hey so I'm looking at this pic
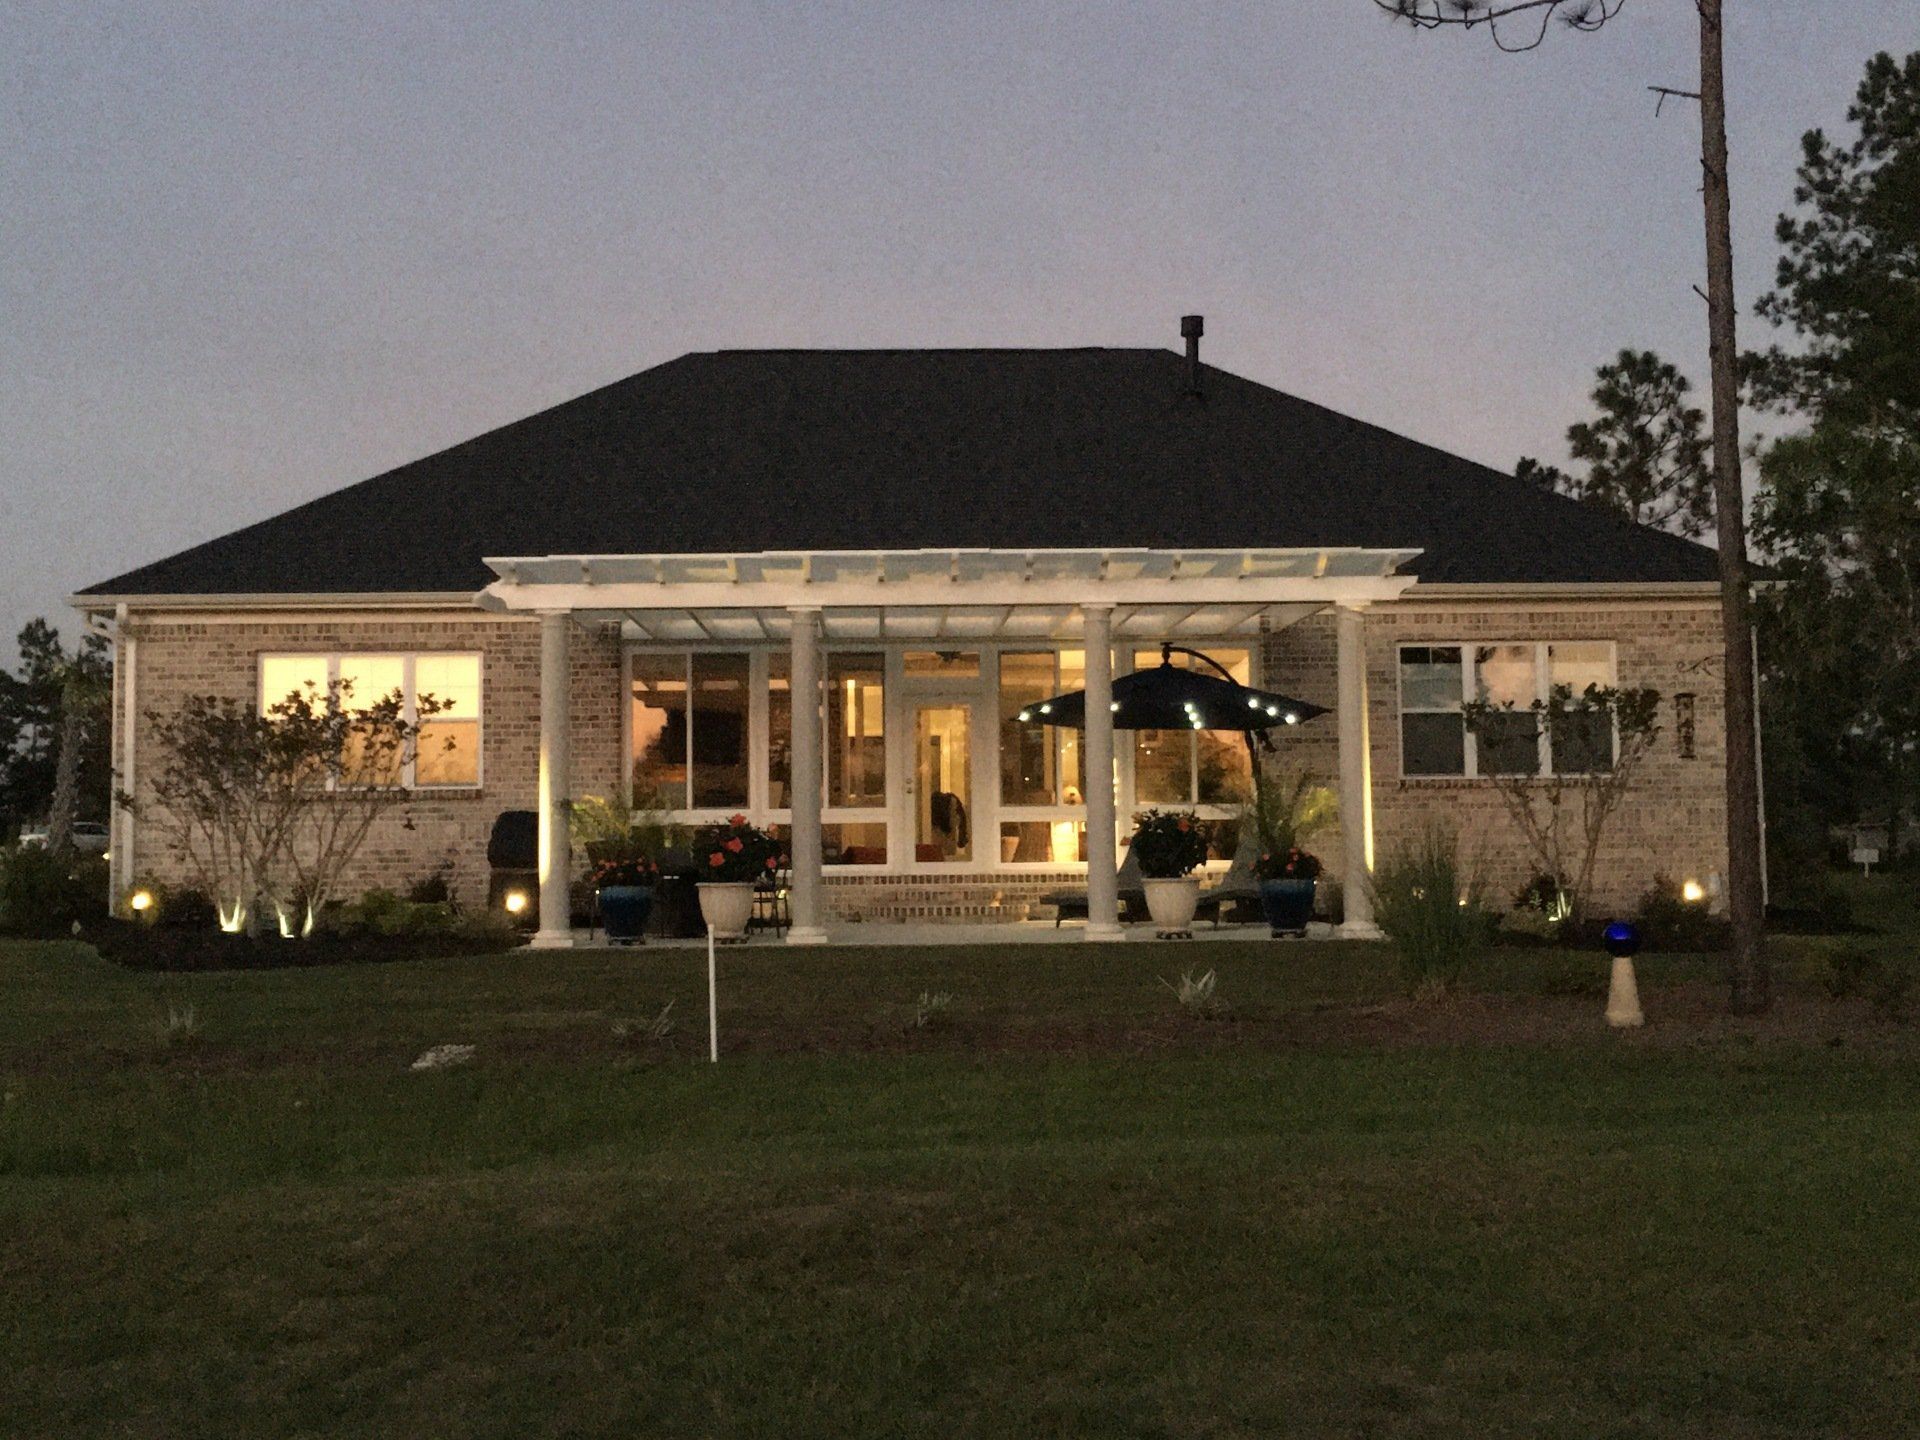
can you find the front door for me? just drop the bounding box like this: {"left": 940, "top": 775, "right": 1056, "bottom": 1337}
{"left": 909, "top": 701, "right": 974, "bottom": 864}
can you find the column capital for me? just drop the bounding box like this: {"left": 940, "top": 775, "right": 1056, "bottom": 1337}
{"left": 785, "top": 603, "right": 823, "bottom": 616}
{"left": 1080, "top": 600, "right": 1116, "bottom": 614}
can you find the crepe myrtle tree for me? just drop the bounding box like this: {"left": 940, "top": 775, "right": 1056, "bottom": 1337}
{"left": 1462, "top": 683, "right": 1662, "bottom": 924}
{"left": 123, "top": 679, "right": 448, "bottom": 935}
{"left": 1374, "top": 0, "right": 1769, "bottom": 1012}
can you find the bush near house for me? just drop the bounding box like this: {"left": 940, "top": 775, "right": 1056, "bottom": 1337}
{"left": 0, "top": 845, "right": 107, "bottom": 936}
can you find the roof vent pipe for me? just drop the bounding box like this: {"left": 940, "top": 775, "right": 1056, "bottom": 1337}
{"left": 1180, "top": 314, "right": 1204, "bottom": 397}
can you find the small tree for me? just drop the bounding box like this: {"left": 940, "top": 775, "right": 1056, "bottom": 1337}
{"left": 126, "top": 679, "right": 439, "bottom": 934}
{"left": 1461, "top": 683, "right": 1661, "bottom": 921}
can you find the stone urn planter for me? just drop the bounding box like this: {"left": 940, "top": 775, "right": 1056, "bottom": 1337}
{"left": 698, "top": 881, "right": 756, "bottom": 943}
{"left": 598, "top": 884, "right": 653, "bottom": 946}
{"left": 1259, "top": 878, "right": 1316, "bottom": 938}
{"left": 1143, "top": 877, "right": 1201, "bottom": 939}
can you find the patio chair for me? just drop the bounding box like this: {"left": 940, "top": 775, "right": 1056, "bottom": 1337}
{"left": 1194, "top": 824, "right": 1264, "bottom": 928}
{"left": 749, "top": 864, "right": 791, "bottom": 937}
{"left": 1043, "top": 844, "right": 1147, "bottom": 927}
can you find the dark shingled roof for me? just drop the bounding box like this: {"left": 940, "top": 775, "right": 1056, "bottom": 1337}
{"left": 81, "top": 348, "right": 1720, "bottom": 597}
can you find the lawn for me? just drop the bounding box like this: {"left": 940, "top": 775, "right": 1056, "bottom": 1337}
{"left": 4, "top": 874, "right": 1919, "bottom": 1438}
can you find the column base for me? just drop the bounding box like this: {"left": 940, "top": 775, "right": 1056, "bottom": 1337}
{"left": 785, "top": 926, "right": 830, "bottom": 946}
{"left": 1084, "top": 922, "right": 1126, "bottom": 942}
{"left": 529, "top": 929, "right": 575, "bottom": 950}
{"left": 1335, "top": 920, "right": 1384, "bottom": 941}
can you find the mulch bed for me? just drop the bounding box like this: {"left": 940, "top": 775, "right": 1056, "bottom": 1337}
{"left": 81, "top": 918, "right": 522, "bottom": 973}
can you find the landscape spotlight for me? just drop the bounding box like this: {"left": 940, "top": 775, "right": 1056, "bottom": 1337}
{"left": 504, "top": 890, "right": 529, "bottom": 916}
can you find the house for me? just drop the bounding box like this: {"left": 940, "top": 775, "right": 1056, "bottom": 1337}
{"left": 73, "top": 322, "right": 1733, "bottom": 944}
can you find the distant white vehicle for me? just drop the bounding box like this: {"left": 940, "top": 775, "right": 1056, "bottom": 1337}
{"left": 17, "top": 821, "right": 110, "bottom": 854}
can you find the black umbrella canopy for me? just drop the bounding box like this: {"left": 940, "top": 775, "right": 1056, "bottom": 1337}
{"left": 1016, "top": 659, "right": 1329, "bottom": 733}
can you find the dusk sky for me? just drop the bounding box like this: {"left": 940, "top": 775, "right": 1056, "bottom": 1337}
{"left": 5, "top": 2, "right": 1911, "bottom": 651}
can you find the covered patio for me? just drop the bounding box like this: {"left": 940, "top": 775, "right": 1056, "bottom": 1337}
{"left": 479, "top": 545, "right": 1419, "bottom": 946}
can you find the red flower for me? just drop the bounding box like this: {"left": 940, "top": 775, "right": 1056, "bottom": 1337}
{"left": 725, "top": 837, "right": 744, "bottom": 854}
{"left": 765, "top": 856, "right": 777, "bottom": 869}
{"left": 727, "top": 814, "right": 747, "bottom": 827}
{"left": 1176, "top": 819, "right": 1190, "bottom": 832}
{"left": 709, "top": 851, "right": 725, "bottom": 868}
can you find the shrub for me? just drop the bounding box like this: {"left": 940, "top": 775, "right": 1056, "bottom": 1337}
{"left": 1635, "top": 876, "right": 1731, "bottom": 953}
{"left": 1370, "top": 831, "right": 1491, "bottom": 998}
{"left": 406, "top": 871, "right": 453, "bottom": 906}
{"left": 0, "top": 845, "right": 107, "bottom": 935}
{"left": 1129, "top": 810, "right": 1209, "bottom": 879}
{"left": 1162, "top": 967, "right": 1229, "bottom": 1020}
{"left": 913, "top": 991, "right": 956, "bottom": 1031}
{"left": 326, "top": 888, "right": 460, "bottom": 937}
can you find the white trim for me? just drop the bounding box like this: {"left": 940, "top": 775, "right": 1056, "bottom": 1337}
{"left": 71, "top": 592, "right": 482, "bottom": 613}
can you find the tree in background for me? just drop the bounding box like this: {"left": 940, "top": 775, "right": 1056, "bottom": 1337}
{"left": 1375, "top": 0, "right": 1769, "bottom": 1011}
{"left": 1520, "top": 349, "right": 1714, "bottom": 537}
{"left": 1749, "top": 52, "right": 1920, "bottom": 864}
{"left": 0, "top": 620, "right": 111, "bottom": 842}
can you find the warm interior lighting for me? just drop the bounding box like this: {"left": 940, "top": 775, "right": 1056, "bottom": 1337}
{"left": 1681, "top": 879, "right": 1706, "bottom": 904}
{"left": 128, "top": 889, "right": 154, "bottom": 913}
{"left": 504, "top": 889, "right": 530, "bottom": 916}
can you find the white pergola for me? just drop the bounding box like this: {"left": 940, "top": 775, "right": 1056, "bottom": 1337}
{"left": 478, "top": 546, "right": 1421, "bottom": 945}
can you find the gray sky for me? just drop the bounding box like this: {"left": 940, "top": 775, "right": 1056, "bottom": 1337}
{"left": 4, "top": 2, "right": 1910, "bottom": 653}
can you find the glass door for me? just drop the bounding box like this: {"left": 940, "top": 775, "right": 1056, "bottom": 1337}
{"left": 911, "top": 702, "right": 973, "bottom": 864}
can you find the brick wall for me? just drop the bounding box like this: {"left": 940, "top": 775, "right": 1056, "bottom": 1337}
{"left": 1262, "top": 597, "right": 1730, "bottom": 914}
{"left": 118, "top": 597, "right": 1731, "bottom": 922}
{"left": 120, "top": 611, "right": 625, "bottom": 905}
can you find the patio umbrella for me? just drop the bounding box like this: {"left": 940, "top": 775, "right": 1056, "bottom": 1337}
{"left": 1014, "top": 644, "right": 1328, "bottom": 735}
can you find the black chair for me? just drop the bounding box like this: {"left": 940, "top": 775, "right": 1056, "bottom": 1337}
{"left": 1043, "top": 845, "right": 1148, "bottom": 927}
{"left": 751, "top": 864, "right": 792, "bottom": 937}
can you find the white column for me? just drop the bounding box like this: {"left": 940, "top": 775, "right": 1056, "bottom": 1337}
{"left": 531, "top": 611, "right": 574, "bottom": 949}
{"left": 1082, "top": 603, "right": 1123, "bottom": 940}
{"left": 1335, "top": 603, "right": 1381, "bottom": 938}
{"left": 786, "top": 606, "right": 829, "bottom": 944}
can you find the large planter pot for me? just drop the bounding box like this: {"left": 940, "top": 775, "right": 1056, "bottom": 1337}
{"left": 1143, "top": 876, "right": 1201, "bottom": 938}
{"left": 1260, "top": 878, "right": 1316, "bottom": 938}
{"left": 598, "top": 885, "right": 653, "bottom": 946}
{"left": 697, "top": 881, "right": 756, "bottom": 943}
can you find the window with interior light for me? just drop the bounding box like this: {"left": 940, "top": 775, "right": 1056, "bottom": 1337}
{"left": 997, "top": 649, "right": 1087, "bottom": 864}
{"left": 1397, "top": 641, "right": 1618, "bottom": 779}
{"left": 257, "top": 652, "right": 482, "bottom": 788}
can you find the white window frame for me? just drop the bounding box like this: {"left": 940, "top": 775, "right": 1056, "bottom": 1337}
{"left": 1395, "top": 641, "right": 1619, "bottom": 780}
{"left": 256, "top": 652, "right": 484, "bottom": 791}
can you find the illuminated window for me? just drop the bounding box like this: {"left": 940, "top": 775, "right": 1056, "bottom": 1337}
{"left": 827, "top": 653, "right": 886, "bottom": 808}
{"left": 257, "top": 652, "right": 482, "bottom": 788}
{"left": 1131, "top": 647, "right": 1253, "bottom": 807}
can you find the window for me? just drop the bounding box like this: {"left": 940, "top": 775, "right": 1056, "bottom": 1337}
{"left": 827, "top": 653, "right": 886, "bottom": 807}
{"left": 257, "top": 652, "right": 482, "bottom": 788}
{"left": 1131, "top": 647, "right": 1254, "bottom": 807}
{"left": 999, "top": 650, "right": 1083, "bottom": 806}
{"left": 1397, "top": 642, "right": 1617, "bottom": 779}
{"left": 629, "top": 652, "right": 754, "bottom": 810}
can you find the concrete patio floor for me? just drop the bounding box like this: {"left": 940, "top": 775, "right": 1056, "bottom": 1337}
{"left": 570, "top": 919, "right": 1344, "bottom": 948}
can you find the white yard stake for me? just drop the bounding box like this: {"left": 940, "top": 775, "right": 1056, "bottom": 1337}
{"left": 707, "top": 924, "right": 719, "bottom": 1062}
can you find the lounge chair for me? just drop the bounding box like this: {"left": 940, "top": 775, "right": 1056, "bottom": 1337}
{"left": 1043, "top": 845, "right": 1147, "bottom": 927}
{"left": 1194, "top": 825, "right": 1265, "bottom": 928}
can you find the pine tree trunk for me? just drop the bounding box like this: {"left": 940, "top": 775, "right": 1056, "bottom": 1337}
{"left": 1697, "top": 0, "right": 1769, "bottom": 1013}
{"left": 46, "top": 671, "right": 85, "bottom": 861}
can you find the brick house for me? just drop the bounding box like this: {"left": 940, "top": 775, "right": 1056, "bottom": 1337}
{"left": 73, "top": 328, "right": 1735, "bottom": 943}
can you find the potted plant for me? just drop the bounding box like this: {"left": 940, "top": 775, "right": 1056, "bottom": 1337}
{"left": 591, "top": 855, "right": 658, "bottom": 945}
{"left": 693, "top": 814, "right": 782, "bottom": 943}
{"left": 1256, "top": 846, "right": 1322, "bottom": 937}
{"left": 1130, "top": 809, "right": 1210, "bottom": 938}
{"left": 1247, "top": 772, "right": 1336, "bottom": 938}
{"left": 572, "top": 792, "right": 677, "bottom": 945}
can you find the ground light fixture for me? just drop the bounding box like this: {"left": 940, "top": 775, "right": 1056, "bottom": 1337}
{"left": 128, "top": 889, "right": 154, "bottom": 916}
{"left": 1602, "top": 921, "right": 1645, "bottom": 1029}
{"left": 503, "top": 889, "right": 529, "bottom": 917}
{"left": 1681, "top": 878, "right": 1707, "bottom": 904}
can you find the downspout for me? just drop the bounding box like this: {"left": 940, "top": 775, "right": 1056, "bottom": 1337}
{"left": 116, "top": 603, "right": 136, "bottom": 907}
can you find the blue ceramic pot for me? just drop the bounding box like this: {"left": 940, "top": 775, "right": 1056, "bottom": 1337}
{"left": 598, "top": 885, "right": 654, "bottom": 945}
{"left": 1259, "top": 878, "right": 1316, "bottom": 937}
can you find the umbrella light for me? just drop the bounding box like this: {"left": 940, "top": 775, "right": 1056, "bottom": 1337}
{"left": 1015, "top": 644, "right": 1328, "bottom": 735}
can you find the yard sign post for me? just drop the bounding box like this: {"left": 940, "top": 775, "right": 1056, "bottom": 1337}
{"left": 707, "top": 925, "right": 719, "bottom": 1063}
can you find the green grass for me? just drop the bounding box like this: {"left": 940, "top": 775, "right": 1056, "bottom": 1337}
{"left": 4, "top": 874, "right": 1920, "bottom": 1438}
